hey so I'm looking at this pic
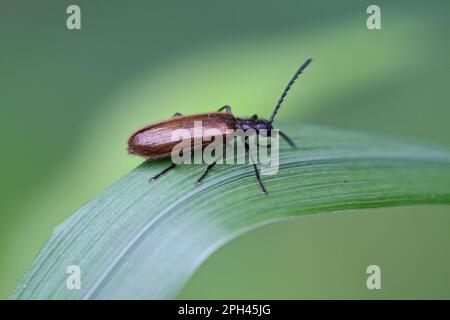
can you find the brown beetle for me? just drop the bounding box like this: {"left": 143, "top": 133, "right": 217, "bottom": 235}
{"left": 128, "top": 58, "right": 312, "bottom": 193}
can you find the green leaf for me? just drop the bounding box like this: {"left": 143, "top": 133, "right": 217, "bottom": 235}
{"left": 10, "top": 122, "right": 450, "bottom": 299}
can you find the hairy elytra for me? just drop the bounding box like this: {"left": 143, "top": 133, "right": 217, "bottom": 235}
{"left": 127, "top": 58, "right": 313, "bottom": 194}
{"left": 128, "top": 112, "right": 236, "bottom": 159}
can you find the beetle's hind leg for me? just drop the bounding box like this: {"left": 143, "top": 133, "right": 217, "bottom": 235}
{"left": 172, "top": 112, "right": 182, "bottom": 117}
{"left": 149, "top": 163, "right": 177, "bottom": 181}
{"left": 217, "top": 105, "right": 231, "bottom": 113}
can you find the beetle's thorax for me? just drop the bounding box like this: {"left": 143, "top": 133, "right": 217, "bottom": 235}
{"left": 235, "top": 117, "right": 272, "bottom": 134}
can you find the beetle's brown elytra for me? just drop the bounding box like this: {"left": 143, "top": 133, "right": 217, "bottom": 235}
{"left": 128, "top": 112, "right": 236, "bottom": 159}
{"left": 128, "top": 58, "right": 313, "bottom": 194}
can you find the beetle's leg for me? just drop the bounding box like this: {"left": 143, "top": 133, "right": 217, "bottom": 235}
{"left": 196, "top": 143, "right": 230, "bottom": 185}
{"left": 254, "top": 125, "right": 272, "bottom": 149}
{"left": 149, "top": 163, "right": 177, "bottom": 181}
{"left": 278, "top": 130, "right": 296, "bottom": 148}
{"left": 172, "top": 112, "right": 182, "bottom": 117}
{"left": 217, "top": 105, "right": 231, "bottom": 113}
{"left": 244, "top": 141, "right": 268, "bottom": 195}
{"left": 255, "top": 134, "right": 271, "bottom": 149}
{"left": 251, "top": 162, "right": 267, "bottom": 195}
{"left": 251, "top": 114, "right": 258, "bottom": 120}
{"left": 196, "top": 161, "right": 217, "bottom": 185}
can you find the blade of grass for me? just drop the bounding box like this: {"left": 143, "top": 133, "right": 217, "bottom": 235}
{"left": 11, "top": 122, "right": 450, "bottom": 299}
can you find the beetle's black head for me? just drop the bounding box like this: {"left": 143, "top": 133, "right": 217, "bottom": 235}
{"left": 235, "top": 117, "right": 273, "bottom": 135}
{"left": 236, "top": 59, "right": 312, "bottom": 136}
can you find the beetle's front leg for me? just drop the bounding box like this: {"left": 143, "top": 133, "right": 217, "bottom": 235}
{"left": 278, "top": 130, "right": 296, "bottom": 148}
{"left": 244, "top": 141, "right": 268, "bottom": 195}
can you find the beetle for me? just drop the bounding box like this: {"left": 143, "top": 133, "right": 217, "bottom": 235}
{"left": 128, "top": 58, "right": 312, "bottom": 194}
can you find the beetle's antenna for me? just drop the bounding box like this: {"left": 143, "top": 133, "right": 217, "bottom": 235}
{"left": 269, "top": 58, "right": 312, "bottom": 124}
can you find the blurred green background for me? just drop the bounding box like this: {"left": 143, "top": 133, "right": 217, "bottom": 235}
{"left": 1, "top": 0, "right": 449, "bottom": 299}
